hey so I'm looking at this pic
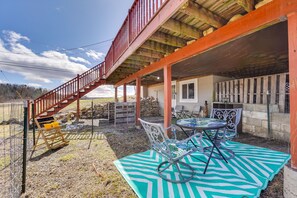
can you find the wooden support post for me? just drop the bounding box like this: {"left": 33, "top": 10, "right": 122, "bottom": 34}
{"left": 288, "top": 12, "right": 297, "bottom": 169}
{"left": 244, "top": 78, "right": 248, "bottom": 103}
{"left": 222, "top": 82, "right": 226, "bottom": 100}
{"left": 123, "top": 84, "right": 127, "bottom": 102}
{"left": 136, "top": 77, "right": 141, "bottom": 127}
{"left": 115, "top": 87, "right": 118, "bottom": 102}
{"left": 256, "top": 77, "right": 261, "bottom": 104}
{"left": 215, "top": 83, "right": 218, "bottom": 102}
{"left": 279, "top": 73, "right": 286, "bottom": 113}
{"left": 226, "top": 81, "right": 230, "bottom": 101}
{"left": 240, "top": 79, "right": 244, "bottom": 103}
{"left": 249, "top": 78, "right": 254, "bottom": 104}
{"left": 218, "top": 82, "right": 223, "bottom": 102}
{"left": 271, "top": 75, "right": 277, "bottom": 104}
{"left": 230, "top": 81, "right": 234, "bottom": 103}
{"left": 263, "top": 76, "right": 268, "bottom": 104}
{"left": 164, "top": 65, "right": 172, "bottom": 137}
{"left": 234, "top": 80, "right": 239, "bottom": 103}
{"left": 76, "top": 74, "right": 80, "bottom": 121}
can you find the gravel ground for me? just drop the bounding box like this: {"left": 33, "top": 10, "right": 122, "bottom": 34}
{"left": 22, "top": 120, "right": 289, "bottom": 198}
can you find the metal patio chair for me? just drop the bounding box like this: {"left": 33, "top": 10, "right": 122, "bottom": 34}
{"left": 139, "top": 118, "right": 203, "bottom": 183}
{"left": 174, "top": 105, "right": 184, "bottom": 118}
{"left": 174, "top": 105, "right": 191, "bottom": 119}
{"left": 205, "top": 108, "right": 242, "bottom": 160}
{"left": 190, "top": 105, "right": 203, "bottom": 118}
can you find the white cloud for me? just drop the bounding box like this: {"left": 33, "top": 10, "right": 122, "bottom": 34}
{"left": 70, "top": 56, "right": 91, "bottom": 65}
{"left": 0, "top": 31, "right": 90, "bottom": 84}
{"left": 86, "top": 50, "right": 105, "bottom": 61}
{"left": 0, "top": 79, "right": 8, "bottom": 84}
{"left": 27, "top": 83, "right": 42, "bottom": 88}
{"left": 2, "top": 30, "right": 30, "bottom": 44}
{"left": 86, "top": 85, "right": 135, "bottom": 98}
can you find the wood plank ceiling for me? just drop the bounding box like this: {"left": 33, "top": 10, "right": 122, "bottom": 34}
{"left": 106, "top": 0, "right": 278, "bottom": 85}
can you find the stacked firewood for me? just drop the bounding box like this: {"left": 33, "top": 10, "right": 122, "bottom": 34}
{"left": 80, "top": 103, "right": 109, "bottom": 119}
{"left": 140, "top": 97, "right": 160, "bottom": 117}
{"left": 58, "top": 98, "right": 160, "bottom": 121}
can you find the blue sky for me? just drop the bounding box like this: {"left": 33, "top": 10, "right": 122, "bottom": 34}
{"left": 0, "top": 0, "right": 135, "bottom": 97}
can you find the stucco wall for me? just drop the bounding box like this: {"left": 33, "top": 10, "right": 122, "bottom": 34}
{"left": 148, "top": 75, "right": 219, "bottom": 115}
{"left": 148, "top": 84, "right": 164, "bottom": 115}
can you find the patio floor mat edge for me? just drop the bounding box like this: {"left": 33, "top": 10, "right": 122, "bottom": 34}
{"left": 114, "top": 141, "right": 290, "bottom": 198}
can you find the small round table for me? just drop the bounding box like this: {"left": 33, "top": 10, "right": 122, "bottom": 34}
{"left": 176, "top": 118, "right": 227, "bottom": 174}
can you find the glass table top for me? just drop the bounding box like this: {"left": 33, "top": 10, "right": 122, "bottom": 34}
{"left": 176, "top": 118, "right": 227, "bottom": 130}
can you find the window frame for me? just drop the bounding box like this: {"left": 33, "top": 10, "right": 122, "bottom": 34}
{"left": 179, "top": 79, "right": 198, "bottom": 103}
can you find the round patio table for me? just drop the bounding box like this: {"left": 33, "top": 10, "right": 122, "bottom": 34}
{"left": 176, "top": 118, "right": 227, "bottom": 174}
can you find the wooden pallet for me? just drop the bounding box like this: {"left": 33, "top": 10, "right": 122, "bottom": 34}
{"left": 114, "top": 102, "right": 136, "bottom": 126}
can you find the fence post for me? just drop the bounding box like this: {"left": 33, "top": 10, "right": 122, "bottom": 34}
{"left": 22, "top": 101, "right": 28, "bottom": 194}
{"left": 266, "top": 91, "right": 271, "bottom": 137}
{"left": 77, "top": 74, "right": 80, "bottom": 121}
{"left": 32, "top": 101, "right": 36, "bottom": 146}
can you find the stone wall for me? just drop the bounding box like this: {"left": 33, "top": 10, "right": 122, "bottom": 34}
{"left": 242, "top": 103, "right": 290, "bottom": 142}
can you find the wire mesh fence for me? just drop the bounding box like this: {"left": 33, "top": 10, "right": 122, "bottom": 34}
{"left": 0, "top": 102, "right": 30, "bottom": 198}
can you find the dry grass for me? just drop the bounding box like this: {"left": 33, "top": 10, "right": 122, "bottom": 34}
{"left": 22, "top": 123, "right": 289, "bottom": 198}
{"left": 23, "top": 124, "right": 148, "bottom": 198}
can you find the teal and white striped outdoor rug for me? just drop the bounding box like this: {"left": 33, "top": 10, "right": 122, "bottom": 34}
{"left": 114, "top": 140, "right": 290, "bottom": 198}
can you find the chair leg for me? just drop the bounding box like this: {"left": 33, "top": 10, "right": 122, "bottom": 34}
{"left": 204, "top": 146, "right": 235, "bottom": 160}
{"left": 157, "top": 161, "right": 195, "bottom": 183}
{"left": 203, "top": 145, "right": 215, "bottom": 174}
{"left": 175, "top": 163, "right": 184, "bottom": 180}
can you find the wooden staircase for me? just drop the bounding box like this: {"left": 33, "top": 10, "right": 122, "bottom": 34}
{"left": 33, "top": 62, "right": 106, "bottom": 118}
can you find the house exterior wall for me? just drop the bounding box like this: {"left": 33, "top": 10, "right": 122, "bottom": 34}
{"left": 141, "top": 85, "right": 149, "bottom": 98}
{"left": 147, "top": 75, "right": 226, "bottom": 115}
{"left": 148, "top": 84, "right": 165, "bottom": 115}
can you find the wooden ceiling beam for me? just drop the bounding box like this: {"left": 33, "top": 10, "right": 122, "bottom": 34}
{"left": 114, "top": 0, "right": 297, "bottom": 87}
{"left": 149, "top": 31, "right": 187, "bottom": 48}
{"left": 180, "top": 1, "right": 227, "bottom": 28}
{"left": 134, "top": 48, "right": 165, "bottom": 59}
{"left": 116, "top": 68, "right": 140, "bottom": 74}
{"left": 236, "top": 0, "right": 254, "bottom": 12}
{"left": 121, "top": 63, "right": 143, "bottom": 69}
{"left": 125, "top": 59, "right": 150, "bottom": 66}
{"left": 141, "top": 40, "right": 178, "bottom": 54}
{"left": 129, "top": 54, "right": 159, "bottom": 63}
{"left": 162, "top": 18, "right": 202, "bottom": 39}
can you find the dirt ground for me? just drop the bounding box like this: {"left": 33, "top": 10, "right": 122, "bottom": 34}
{"left": 22, "top": 119, "right": 290, "bottom": 198}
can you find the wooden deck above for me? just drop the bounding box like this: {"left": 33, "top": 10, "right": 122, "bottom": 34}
{"left": 105, "top": 0, "right": 271, "bottom": 85}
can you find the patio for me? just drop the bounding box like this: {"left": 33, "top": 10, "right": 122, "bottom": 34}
{"left": 23, "top": 0, "right": 297, "bottom": 197}
{"left": 22, "top": 119, "right": 289, "bottom": 197}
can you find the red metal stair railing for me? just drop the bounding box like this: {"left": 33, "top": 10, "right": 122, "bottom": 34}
{"left": 33, "top": 62, "right": 105, "bottom": 118}
{"left": 105, "top": 0, "right": 169, "bottom": 75}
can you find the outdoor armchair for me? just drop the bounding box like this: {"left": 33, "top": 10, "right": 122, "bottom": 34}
{"left": 139, "top": 118, "right": 203, "bottom": 183}
{"left": 205, "top": 108, "right": 242, "bottom": 159}
{"left": 190, "top": 105, "right": 203, "bottom": 118}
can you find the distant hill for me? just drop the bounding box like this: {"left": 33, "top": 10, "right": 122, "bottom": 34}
{"left": 0, "top": 83, "right": 48, "bottom": 103}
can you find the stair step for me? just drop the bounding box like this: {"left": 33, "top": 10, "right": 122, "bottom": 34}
{"left": 35, "top": 77, "right": 105, "bottom": 117}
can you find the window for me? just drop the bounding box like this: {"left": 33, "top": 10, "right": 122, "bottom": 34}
{"left": 172, "top": 85, "right": 176, "bottom": 100}
{"left": 179, "top": 79, "right": 198, "bottom": 102}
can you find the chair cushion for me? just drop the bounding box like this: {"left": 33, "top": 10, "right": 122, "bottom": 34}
{"left": 162, "top": 139, "right": 193, "bottom": 158}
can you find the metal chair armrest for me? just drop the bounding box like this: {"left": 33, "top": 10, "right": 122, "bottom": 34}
{"left": 164, "top": 125, "right": 177, "bottom": 140}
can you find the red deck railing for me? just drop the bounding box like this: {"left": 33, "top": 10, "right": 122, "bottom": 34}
{"left": 33, "top": 0, "right": 169, "bottom": 117}
{"left": 33, "top": 62, "right": 105, "bottom": 117}
{"left": 105, "top": 0, "right": 169, "bottom": 74}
